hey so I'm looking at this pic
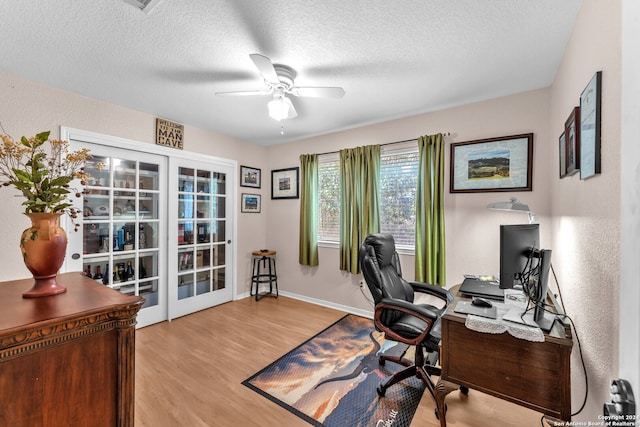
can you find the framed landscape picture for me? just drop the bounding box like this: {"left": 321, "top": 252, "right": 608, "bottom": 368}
{"left": 241, "top": 193, "right": 261, "bottom": 213}
{"left": 240, "top": 165, "right": 261, "bottom": 188}
{"left": 450, "top": 133, "right": 533, "bottom": 193}
{"left": 271, "top": 167, "right": 299, "bottom": 199}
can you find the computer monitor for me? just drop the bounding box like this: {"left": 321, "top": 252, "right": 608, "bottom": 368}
{"left": 499, "top": 224, "right": 540, "bottom": 289}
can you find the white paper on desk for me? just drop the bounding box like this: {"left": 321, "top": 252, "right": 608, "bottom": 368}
{"left": 503, "top": 289, "right": 528, "bottom": 308}
{"left": 504, "top": 289, "right": 529, "bottom": 313}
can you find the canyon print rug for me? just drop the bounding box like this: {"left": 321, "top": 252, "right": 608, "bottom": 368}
{"left": 242, "top": 314, "right": 426, "bottom": 427}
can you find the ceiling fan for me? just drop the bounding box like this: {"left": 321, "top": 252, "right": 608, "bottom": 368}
{"left": 215, "top": 54, "right": 345, "bottom": 121}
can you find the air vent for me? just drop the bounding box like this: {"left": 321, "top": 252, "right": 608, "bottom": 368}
{"left": 123, "top": 0, "right": 161, "bottom": 13}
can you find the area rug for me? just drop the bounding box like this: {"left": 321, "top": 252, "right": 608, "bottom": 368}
{"left": 242, "top": 314, "right": 426, "bottom": 427}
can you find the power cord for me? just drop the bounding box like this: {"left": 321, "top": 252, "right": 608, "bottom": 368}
{"left": 519, "top": 252, "right": 543, "bottom": 321}
{"left": 539, "top": 263, "right": 588, "bottom": 426}
{"left": 359, "top": 280, "right": 375, "bottom": 307}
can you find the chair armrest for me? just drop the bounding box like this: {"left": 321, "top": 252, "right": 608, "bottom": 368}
{"left": 378, "top": 297, "right": 438, "bottom": 322}
{"left": 409, "top": 281, "right": 454, "bottom": 303}
{"left": 375, "top": 298, "right": 439, "bottom": 346}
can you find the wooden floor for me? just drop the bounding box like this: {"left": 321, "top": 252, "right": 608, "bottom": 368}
{"left": 135, "top": 296, "right": 544, "bottom": 426}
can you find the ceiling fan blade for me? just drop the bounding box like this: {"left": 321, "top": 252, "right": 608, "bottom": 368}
{"left": 290, "top": 86, "right": 345, "bottom": 98}
{"left": 215, "top": 89, "right": 272, "bottom": 96}
{"left": 249, "top": 53, "right": 280, "bottom": 85}
{"left": 287, "top": 101, "right": 298, "bottom": 119}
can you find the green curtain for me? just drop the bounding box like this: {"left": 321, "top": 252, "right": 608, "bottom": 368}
{"left": 415, "top": 133, "right": 446, "bottom": 286}
{"left": 339, "top": 145, "right": 380, "bottom": 273}
{"left": 299, "top": 154, "right": 319, "bottom": 266}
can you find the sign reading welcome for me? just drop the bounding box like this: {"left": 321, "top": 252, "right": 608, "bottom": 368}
{"left": 156, "top": 118, "right": 184, "bottom": 150}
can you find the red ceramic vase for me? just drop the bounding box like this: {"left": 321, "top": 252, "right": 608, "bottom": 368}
{"left": 20, "top": 212, "right": 68, "bottom": 298}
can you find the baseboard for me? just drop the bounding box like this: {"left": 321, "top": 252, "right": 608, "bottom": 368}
{"left": 236, "top": 290, "right": 373, "bottom": 319}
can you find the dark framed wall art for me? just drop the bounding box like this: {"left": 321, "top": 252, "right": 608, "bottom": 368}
{"left": 240, "top": 165, "right": 261, "bottom": 188}
{"left": 271, "top": 167, "right": 299, "bottom": 199}
{"left": 450, "top": 133, "right": 533, "bottom": 193}
{"left": 579, "top": 71, "right": 602, "bottom": 180}
{"left": 559, "top": 131, "right": 567, "bottom": 178}
{"left": 241, "top": 193, "right": 261, "bottom": 213}
{"left": 563, "top": 106, "right": 581, "bottom": 177}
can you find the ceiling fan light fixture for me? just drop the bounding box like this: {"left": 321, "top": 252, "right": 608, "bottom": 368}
{"left": 268, "top": 96, "right": 296, "bottom": 121}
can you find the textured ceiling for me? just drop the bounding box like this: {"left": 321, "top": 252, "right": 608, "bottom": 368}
{"left": 0, "top": 0, "right": 582, "bottom": 146}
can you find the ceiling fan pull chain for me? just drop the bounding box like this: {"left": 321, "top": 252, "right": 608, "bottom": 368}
{"left": 280, "top": 122, "right": 285, "bottom": 135}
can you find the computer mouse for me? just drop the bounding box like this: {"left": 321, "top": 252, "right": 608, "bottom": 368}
{"left": 471, "top": 297, "right": 493, "bottom": 308}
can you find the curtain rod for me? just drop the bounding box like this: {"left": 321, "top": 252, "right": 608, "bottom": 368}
{"left": 314, "top": 132, "right": 451, "bottom": 156}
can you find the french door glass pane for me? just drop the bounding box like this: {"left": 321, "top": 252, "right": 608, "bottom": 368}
{"left": 175, "top": 166, "right": 227, "bottom": 300}
{"left": 81, "top": 154, "right": 161, "bottom": 310}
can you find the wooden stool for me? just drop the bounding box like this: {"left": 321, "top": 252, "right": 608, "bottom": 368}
{"left": 250, "top": 250, "right": 278, "bottom": 301}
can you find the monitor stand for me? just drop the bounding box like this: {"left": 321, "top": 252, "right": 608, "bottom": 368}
{"left": 502, "top": 308, "right": 556, "bottom": 332}
{"left": 535, "top": 311, "right": 556, "bottom": 332}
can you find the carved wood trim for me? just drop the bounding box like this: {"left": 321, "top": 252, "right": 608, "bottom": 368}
{"left": 0, "top": 303, "right": 142, "bottom": 362}
{"left": 118, "top": 325, "right": 137, "bottom": 427}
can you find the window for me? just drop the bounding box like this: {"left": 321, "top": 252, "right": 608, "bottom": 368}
{"left": 317, "top": 145, "right": 419, "bottom": 247}
{"left": 379, "top": 147, "right": 418, "bottom": 246}
{"left": 318, "top": 154, "right": 340, "bottom": 242}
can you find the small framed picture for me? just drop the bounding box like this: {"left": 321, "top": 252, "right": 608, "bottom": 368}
{"left": 564, "top": 106, "right": 580, "bottom": 177}
{"left": 559, "top": 131, "right": 567, "bottom": 178}
{"left": 271, "top": 167, "right": 299, "bottom": 199}
{"left": 240, "top": 165, "right": 261, "bottom": 188}
{"left": 241, "top": 193, "right": 261, "bottom": 213}
{"left": 450, "top": 133, "right": 533, "bottom": 193}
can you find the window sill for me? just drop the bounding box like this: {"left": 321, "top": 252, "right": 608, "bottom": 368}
{"left": 318, "top": 240, "right": 339, "bottom": 249}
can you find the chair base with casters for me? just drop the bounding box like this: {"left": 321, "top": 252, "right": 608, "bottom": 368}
{"left": 376, "top": 343, "right": 441, "bottom": 397}
{"left": 376, "top": 344, "right": 469, "bottom": 419}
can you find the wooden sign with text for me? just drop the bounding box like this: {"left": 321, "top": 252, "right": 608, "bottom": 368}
{"left": 156, "top": 118, "right": 184, "bottom": 150}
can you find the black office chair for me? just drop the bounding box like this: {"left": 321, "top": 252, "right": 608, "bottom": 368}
{"left": 359, "top": 233, "right": 454, "bottom": 403}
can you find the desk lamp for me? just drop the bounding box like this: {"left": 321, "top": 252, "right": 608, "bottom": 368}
{"left": 487, "top": 197, "right": 537, "bottom": 223}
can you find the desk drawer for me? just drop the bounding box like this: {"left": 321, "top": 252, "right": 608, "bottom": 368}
{"left": 441, "top": 319, "right": 571, "bottom": 419}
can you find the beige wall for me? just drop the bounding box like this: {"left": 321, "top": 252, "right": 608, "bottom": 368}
{"left": 0, "top": 73, "right": 269, "bottom": 292}
{"left": 266, "top": 88, "right": 553, "bottom": 313}
{"left": 548, "top": 0, "right": 621, "bottom": 420}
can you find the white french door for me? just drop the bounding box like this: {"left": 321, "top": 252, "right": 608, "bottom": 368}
{"left": 65, "top": 141, "right": 168, "bottom": 327}
{"left": 167, "top": 157, "right": 233, "bottom": 320}
{"left": 62, "top": 127, "right": 236, "bottom": 327}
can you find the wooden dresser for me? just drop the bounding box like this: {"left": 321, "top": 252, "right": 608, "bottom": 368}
{"left": 0, "top": 272, "right": 144, "bottom": 427}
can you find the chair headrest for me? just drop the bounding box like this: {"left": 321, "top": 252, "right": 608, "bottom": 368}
{"left": 363, "top": 233, "right": 396, "bottom": 268}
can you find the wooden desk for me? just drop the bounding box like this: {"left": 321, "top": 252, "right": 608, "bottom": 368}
{"left": 0, "top": 272, "right": 144, "bottom": 427}
{"left": 435, "top": 290, "right": 573, "bottom": 426}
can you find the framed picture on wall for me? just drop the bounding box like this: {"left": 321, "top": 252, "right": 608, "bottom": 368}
{"left": 450, "top": 133, "right": 533, "bottom": 193}
{"left": 271, "top": 167, "right": 299, "bottom": 199}
{"left": 564, "top": 106, "right": 580, "bottom": 177}
{"left": 559, "top": 131, "right": 567, "bottom": 178}
{"left": 241, "top": 193, "right": 261, "bottom": 213}
{"left": 579, "top": 71, "right": 602, "bottom": 180}
{"left": 240, "top": 165, "right": 261, "bottom": 188}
